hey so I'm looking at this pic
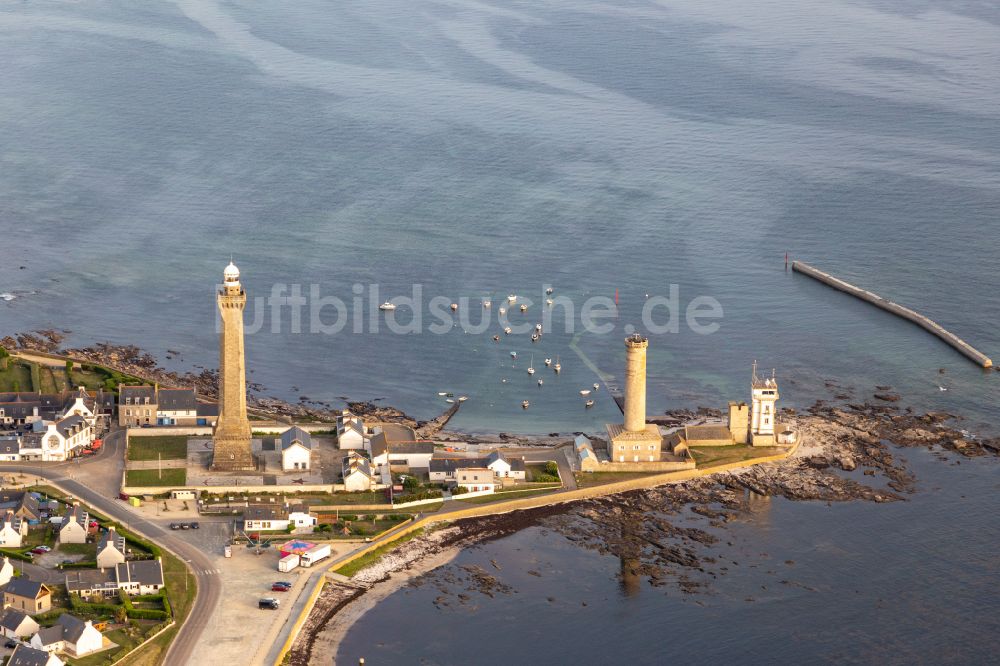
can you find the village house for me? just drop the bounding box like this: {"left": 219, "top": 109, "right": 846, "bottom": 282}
{"left": 3, "top": 578, "right": 52, "bottom": 615}
{"left": 455, "top": 468, "right": 496, "bottom": 494}
{"left": 58, "top": 505, "right": 88, "bottom": 545}
{"left": 0, "top": 387, "right": 111, "bottom": 432}
{"left": 369, "top": 425, "right": 434, "bottom": 472}
{"left": 0, "top": 607, "right": 39, "bottom": 639}
{"left": 0, "top": 492, "right": 41, "bottom": 522}
{"left": 8, "top": 643, "right": 65, "bottom": 666}
{"left": 428, "top": 451, "right": 526, "bottom": 484}
{"left": 114, "top": 560, "right": 164, "bottom": 596}
{"left": 243, "top": 503, "right": 316, "bottom": 532}
{"left": 342, "top": 451, "right": 377, "bottom": 492}
{"left": 95, "top": 528, "right": 126, "bottom": 570}
{"left": 118, "top": 385, "right": 217, "bottom": 428}
{"left": 280, "top": 426, "right": 312, "bottom": 472}
{"left": 29, "top": 614, "right": 103, "bottom": 658}
{"left": 0, "top": 511, "right": 27, "bottom": 548}
{"left": 337, "top": 417, "right": 369, "bottom": 450}
{"left": 0, "top": 556, "right": 15, "bottom": 586}
{"left": 0, "top": 437, "right": 20, "bottom": 461}
{"left": 574, "top": 435, "right": 600, "bottom": 472}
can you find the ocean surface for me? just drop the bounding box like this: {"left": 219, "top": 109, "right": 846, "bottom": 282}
{"left": 1, "top": 1, "right": 998, "bottom": 663}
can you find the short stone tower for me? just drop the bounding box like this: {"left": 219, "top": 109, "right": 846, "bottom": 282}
{"left": 211, "top": 261, "right": 256, "bottom": 471}
{"left": 728, "top": 401, "right": 749, "bottom": 445}
{"left": 749, "top": 361, "right": 779, "bottom": 446}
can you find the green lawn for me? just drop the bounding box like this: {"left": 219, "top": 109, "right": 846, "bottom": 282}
{"left": 573, "top": 471, "right": 662, "bottom": 489}
{"left": 125, "top": 469, "right": 187, "bottom": 487}
{"left": 689, "top": 445, "right": 787, "bottom": 469}
{"left": 59, "top": 542, "right": 97, "bottom": 557}
{"left": 455, "top": 486, "right": 562, "bottom": 505}
{"left": 320, "top": 492, "right": 386, "bottom": 505}
{"left": 127, "top": 436, "right": 189, "bottom": 461}
{"left": 0, "top": 361, "right": 33, "bottom": 391}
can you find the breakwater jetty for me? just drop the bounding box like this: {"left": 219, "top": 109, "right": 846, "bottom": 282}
{"left": 792, "top": 261, "right": 992, "bottom": 369}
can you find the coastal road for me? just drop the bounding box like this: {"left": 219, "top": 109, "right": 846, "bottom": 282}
{"left": 1, "top": 441, "right": 220, "bottom": 666}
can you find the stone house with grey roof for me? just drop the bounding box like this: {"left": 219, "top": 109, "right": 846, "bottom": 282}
{"left": 8, "top": 643, "right": 65, "bottom": 666}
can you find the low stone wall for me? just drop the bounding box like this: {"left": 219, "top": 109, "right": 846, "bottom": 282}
{"left": 595, "top": 460, "right": 696, "bottom": 473}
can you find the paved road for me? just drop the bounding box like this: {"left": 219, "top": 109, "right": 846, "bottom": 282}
{"left": 0, "top": 428, "right": 220, "bottom": 666}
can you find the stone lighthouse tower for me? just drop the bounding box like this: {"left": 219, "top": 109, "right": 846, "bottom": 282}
{"left": 606, "top": 333, "right": 663, "bottom": 463}
{"left": 211, "top": 261, "right": 256, "bottom": 471}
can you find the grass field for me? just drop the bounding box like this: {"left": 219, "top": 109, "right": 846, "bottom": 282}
{"left": 125, "top": 469, "right": 187, "bottom": 487}
{"left": 127, "top": 436, "right": 189, "bottom": 461}
{"left": 0, "top": 361, "right": 33, "bottom": 391}
{"left": 689, "top": 445, "right": 787, "bottom": 468}
{"left": 335, "top": 528, "right": 425, "bottom": 578}
{"left": 59, "top": 542, "right": 97, "bottom": 557}
{"left": 455, "top": 486, "right": 562, "bottom": 505}
{"left": 573, "top": 471, "right": 662, "bottom": 488}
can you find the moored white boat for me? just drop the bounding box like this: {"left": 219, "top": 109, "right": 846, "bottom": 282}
{"left": 507, "top": 294, "right": 517, "bottom": 303}
{"left": 579, "top": 389, "right": 591, "bottom": 396}
{"left": 379, "top": 301, "right": 396, "bottom": 311}
{"left": 544, "top": 358, "right": 552, "bottom": 366}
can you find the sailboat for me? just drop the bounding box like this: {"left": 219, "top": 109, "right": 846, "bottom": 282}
{"left": 554, "top": 356, "right": 561, "bottom": 373}
{"left": 544, "top": 358, "right": 552, "bottom": 367}
{"left": 537, "top": 379, "right": 543, "bottom": 386}
{"left": 510, "top": 351, "right": 517, "bottom": 359}
{"left": 527, "top": 355, "right": 535, "bottom": 375}
{"left": 585, "top": 399, "right": 594, "bottom": 408}
{"left": 592, "top": 383, "right": 600, "bottom": 391}
{"left": 522, "top": 400, "right": 530, "bottom": 409}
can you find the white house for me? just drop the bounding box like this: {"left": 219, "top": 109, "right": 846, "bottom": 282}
{"left": 58, "top": 505, "right": 89, "bottom": 545}
{"left": 280, "top": 426, "right": 312, "bottom": 472}
{"left": 9, "top": 644, "right": 65, "bottom": 666}
{"left": 55, "top": 614, "right": 103, "bottom": 658}
{"left": 369, "top": 430, "right": 434, "bottom": 472}
{"left": 342, "top": 452, "right": 376, "bottom": 492}
{"left": 455, "top": 468, "right": 496, "bottom": 494}
{"left": 338, "top": 421, "right": 367, "bottom": 450}
{"left": 0, "top": 555, "right": 15, "bottom": 586}
{"left": 243, "top": 504, "right": 290, "bottom": 532}
{"left": 429, "top": 452, "right": 525, "bottom": 483}
{"left": 29, "top": 625, "right": 64, "bottom": 654}
{"left": 95, "top": 528, "right": 126, "bottom": 570}
{"left": 0, "top": 608, "right": 39, "bottom": 639}
{"left": 114, "top": 560, "right": 164, "bottom": 596}
{"left": 0, "top": 512, "right": 27, "bottom": 548}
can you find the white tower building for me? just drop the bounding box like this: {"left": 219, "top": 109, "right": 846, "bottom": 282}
{"left": 749, "top": 361, "right": 779, "bottom": 445}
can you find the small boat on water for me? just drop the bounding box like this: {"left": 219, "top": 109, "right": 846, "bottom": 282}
{"left": 504, "top": 327, "right": 512, "bottom": 335}
{"left": 499, "top": 307, "right": 506, "bottom": 315}
{"left": 537, "top": 379, "right": 544, "bottom": 386}
{"left": 438, "top": 392, "right": 447, "bottom": 396}
{"left": 585, "top": 399, "right": 594, "bottom": 408}
{"left": 531, "top": 333, "right": 539, "bottom": 342}
{"left": 446, "top": 398, "right": 455, "bottom": 403}
{"left": 450, "top": 303, "right": 458, "bottom": 311}
{"left": 483, "top": 300, "right": 492, "bottom": 308}
{"left": 546, "top": 287, "right": 554, "bottom": 295}
{"left": 527, "top": 355, "right": 535, "bottom": 375}
{"left": 535, "top": 323, "right": 542, "bottom": 331}
{"left": 458, "top": 396, "right": 468, "bottom": 402}
{"left": 446, "top": 393, "right": 455, "bottom": 397}
{"left": 544, "top": 358, "right": 552, "bottom": 366}
{"left": 592, "top": 383, "right": 600, "bottom": 391}
{"left": 510, "top": 351, "right": 518, "bottom": 358}
{"left": 546, "top": 298, "right": 553, "bottom": 306}
{"left": 502, "top": 378, "right": 508, "bottom": 383}
{"left": 522, "top": 400, "right": 530, "bottom": 409}
{"left": 493, "top": 335, "right": 500, "bottom": 342}
{"left": 507, "top": 294, "right": 517, "bottom": 303}
{"left": 579, "top": 389, "right": 591, "bottom": 396}
{"left": 554, "top": 356, "right": 561, "bottom": 373}
{"left": 519, "top": 304, "right": 528, "bottom": 312}
{"left": 379, "top": 301, "right": 396, "bottom": 311}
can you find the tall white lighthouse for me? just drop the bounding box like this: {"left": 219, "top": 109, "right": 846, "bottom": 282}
{"left": 749, "top": 361, "right": 779, "bottom": 445}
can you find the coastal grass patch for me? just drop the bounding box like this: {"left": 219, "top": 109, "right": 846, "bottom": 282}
{"left": 125, "top": 469, "right": 187, "bottom": 487}
{"left": 127, "top": 436, "right": 189, "bottom": 461}
{"left": 573, "top": 471, "right": 662, "bottom": 489}
{"left": 335, "top": 528, "right": 425, "bottom": 578}
{"left": 455, "top": 486, "right": 561, "bottom": 505}
{"left": 59, "top": 542, "right": 96, "bottom": 557}
{"left": 0, "top": 360, "right": 33, "bottom": 391}
{"left": 690, "top": 445, "right": 787, "bottom": 469}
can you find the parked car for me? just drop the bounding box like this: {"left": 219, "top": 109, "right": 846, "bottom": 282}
{"left": 180, "top": 523, "right": 190, "bottom": 530}
{"left": 274, "top": 581, "right": 293, "bottom": 588}
{"left": 271, "top": 583, "right": 291, "bottom": 592}
{"left": 188, "top": 522, "right": 200, "bottom": 529}
{"left": 258, "top": 598, "right": 280, "bottom": 610}
{"left": 170, "top": 523, "right": 181, "bottom": 530}
{"left": 30, "top": 546, "right": 51, "bottom": 554}
{"left": 118, "top": 492, "right": 130, "bottom": 501}
{"left": 4, "top": 639, "right": 17, "bottom": 649}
